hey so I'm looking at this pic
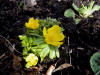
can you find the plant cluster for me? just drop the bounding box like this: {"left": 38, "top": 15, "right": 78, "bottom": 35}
{"left": 64, "top": 1, "right": 100, "bottom": 24}
{"left": 19, "top": 1, "right": 100, "bottom": 73}
{"left": 19, "top": 17, "right": 64, "bottom": 68}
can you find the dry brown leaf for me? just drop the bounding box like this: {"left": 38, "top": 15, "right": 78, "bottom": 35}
{"left": 46, "top": 65, "right": 55, "bottom": 75}
{"left": 53, "top": 63, "right": 72, "bottom": 72}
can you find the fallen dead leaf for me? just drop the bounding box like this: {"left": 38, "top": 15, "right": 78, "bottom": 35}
{"left": 53, "top": 63, "right": 72, "bottom": 72}
{"left": 46, "top": 65, "right": 55, "bottom": 75}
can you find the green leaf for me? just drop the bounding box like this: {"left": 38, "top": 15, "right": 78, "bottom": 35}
{"left": 88, "top": 1, "right": 94, "bottom": 10}
{"left": 19, "top": 35, "right": 27, "bottom": 40}
{"left": 72, "top": 3, "right": 79, "bottom": 11}
{"left": 49, "top": 48, "right": 56, "bottom": 59}
{"left": 25, "top": 63, "right": 30, "bottom": 68}
{"left": 19, "top": 35, "right": 30, "bottom": 47}
{"left": 39, "top": 17, "right": 60, "bottom": 28}
{"left": 33, "top": 37, "right": 44, "bottom": 45}
{"left": 26, "top": 29, "right": 42, "bottom": 37}
{"left": 61, "top": 28, "right": 65, "bottom": 32}
{"left": 90, "top": 52, "right": 100, "bottom": 74}
{"left": 49, "top": 45, "right": 59, "bottom": 59}
{"left": 22, "top": 40, "right": 29, "bottom": 47}
{"left": 40, "top": 45, "right": 50, "bottom": 61}
{"left": 55, "top": 47, "right": 60, "bottom": 58}
{"left": 74, "top": 18, "right": 81, "bottom": 24}
{"left": 31, "top": 44, "right": 47, "bottom": 55}
{"left": 22, "top": 48, "right": 29, "bottom": 55}
{"left": 64, "top": 9, "right": 75, "bottom": 18}
{"left": 92, "top": 5, "right": 100, "bottom": 12}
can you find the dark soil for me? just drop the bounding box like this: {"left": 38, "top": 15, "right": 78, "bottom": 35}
{"left": 0, "top": 0, "right": 100, "bottom": 75}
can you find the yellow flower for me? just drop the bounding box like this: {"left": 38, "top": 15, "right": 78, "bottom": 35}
{"left": 25, "top": 53, "right": 38, "bottom": 68}
{"left": 25, "top": 17, "right": 39, "bottom": 29}
{"left": 43, "top": 25, "right": 64, "bottom": 46}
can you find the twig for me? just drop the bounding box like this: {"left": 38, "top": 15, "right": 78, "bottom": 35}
{"left": 68, "top": 36, "right": 72, "bottom": 64}
{"left": 69, "top": 49, "right": 72, "bottom": 64}
{"left": 0, "top": 53, "right": 5, "bottom": 59}
{"left": 0, "top": 35, "right": 22, "bottom": 54}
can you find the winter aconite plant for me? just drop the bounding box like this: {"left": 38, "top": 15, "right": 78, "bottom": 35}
{"left": 64, "top": 1, "right": 100, "bottom": 24}
{"left": 19, "top": 17, "right": 64, "bottom": 68}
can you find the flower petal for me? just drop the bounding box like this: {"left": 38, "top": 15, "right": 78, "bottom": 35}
{"left": 43, "top": 27, "right": 47, "bottom": 37}
{"left": 48, "top": 25, "right": 61, "bottom": 34}
{"left": 56, "top": 33, "right": 64, "bottom": 41}
{"left": 51, "top": 41, "right": 64, "bottom": 46}
{"left": 29, "top": 17, "right": 35, "bottom": 23}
